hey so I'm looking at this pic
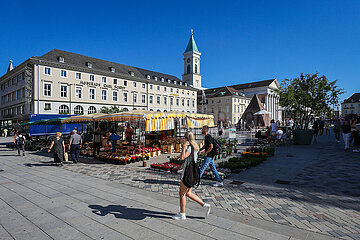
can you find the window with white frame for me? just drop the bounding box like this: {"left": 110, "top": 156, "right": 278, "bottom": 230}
{"left": 192, "top": 99, "right": 195, "bottom": 107}
{"left": 187, "top": 99, "right": 190, "bottom": 107}
{"left": 226, "top": 105, "right": 230, "bottom": 113}
{"left": 170, "top": 88, "right": 173, "bottom": 93}
{"left": 170, "top": 97, "right": 173, "bottom": 106}
{"left": 74, "top": 105, "right": 84, "bottom": 114}
{"left": 76, "top": 72, "right": 81, "bottom": 79}
{"left": 113, "top": 91, "right": 118, "bottom": 101}
{"left": 60, "top": 85, "right": 67, "bottom": 98}
{"left": 176, "top": 98, "right": 179, "bottom": 106}
{"left": 133, "top": 82, "right": 136, "bottom": 88}
{"left": 89, "top": 75, "right": 94, "bottom": 81}
{"left": 154, "top": 76, "right": 158, "bottom": 81}
{"left": 149, "top": 84, "right": 153, "bottom": 90}
{"left": 113, "top": 79, "right": 117, "bottom": 85}
{"left": 157, "top": 86, "right": 160, "bottom": 91}
{"left": 102, "top": 77, "right": 106, "bottom": 83}
{"left": 157, "top": 96, "right": 161, "bottom": 105}
{"left": 182, "top": 99, "right": 185, "bottom": 106}
{"left": 59, "top": 105, "right": 69, "bottom": 114}
{"left": 89, "top": 88, "right": 95, "bottom": 100}
{"left": 102, "top": 89, "right": 107, "bottom": 101}
{"left": 124, "top": 80, "right": 127, "bottom": 86}
{"left": 142, "top": 94, "right": 146, "bottom": 103}
{"left": 164, "top": 96, "right": 167, "bottom": 105}
{"left": 133, "top": 93, "right": 137, "bottom": 103}
{"left": 149, "top": 95, "right": 153, "bottom": 104}
{"left": 88, "top": 106, "right": 96, "bottom": 114}
{"left": 123, "top": 92, "right": 128, "bottom": 102}
{"left": 44, "top": 83, "right": 51, "bottom": 96}
{"left": 44, "top": 67, "right": 51, "bottom": 75}
{"left": 44, "top": 103, "right": 51, "bottom": 110}
{"left": 75, "top": 87, "right": 82, "bottom": 99}
{"left": 142, "top": 83, "right": 146, "bottom": 89}
{"left": 164, "top": 87, "right": 167, "bottom": 92}
{"left": 61, "top": 70, "right": 67, "bottom": 77}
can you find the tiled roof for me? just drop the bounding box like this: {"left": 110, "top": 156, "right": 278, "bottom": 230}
{"left": 344, "top": 93, "right": 360, "bottom": 103}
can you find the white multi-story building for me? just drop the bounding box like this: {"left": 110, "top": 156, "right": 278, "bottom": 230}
{"left": 0, "top": 34, "right": 200, "bottom": 126}
{"left": 342, "top": 93, "right": 360, "bottom": 116}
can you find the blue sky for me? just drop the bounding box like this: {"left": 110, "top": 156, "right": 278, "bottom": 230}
{"left": 1, "top": 0, "right": 359, "bottom": 101}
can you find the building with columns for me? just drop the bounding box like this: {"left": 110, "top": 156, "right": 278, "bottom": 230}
{"left": 0, "top": 33, "right": 200, "bottom": 126}
{"left": 199, "top": 79, "right": 281, "bottom": 124}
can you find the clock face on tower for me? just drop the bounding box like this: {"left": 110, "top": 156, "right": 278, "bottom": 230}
{"left": 187, "top": 58, "right": 190, "bottom": 63}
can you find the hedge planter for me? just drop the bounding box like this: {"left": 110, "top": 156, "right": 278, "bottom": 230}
{"left": 293, "top": 129, "right": 314, "bottom": 145}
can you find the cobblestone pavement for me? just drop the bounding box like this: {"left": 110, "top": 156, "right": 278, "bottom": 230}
{"left": 10, "top": 134, "right": 360, "bottom": 239}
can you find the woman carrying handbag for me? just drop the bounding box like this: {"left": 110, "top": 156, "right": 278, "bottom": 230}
{"left": 48, "top": 132, "right": 65, "bottom": 166}
{"left": 172, "top": 131, "right": 211, "bottom": 220}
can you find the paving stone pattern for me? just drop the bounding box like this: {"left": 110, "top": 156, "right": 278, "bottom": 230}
{"left": 2, "top": 133, "right": 360, "bottom": 239}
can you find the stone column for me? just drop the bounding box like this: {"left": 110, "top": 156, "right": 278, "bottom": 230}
{"left": 265, "top": 94, "right": 269, "bottom": 112}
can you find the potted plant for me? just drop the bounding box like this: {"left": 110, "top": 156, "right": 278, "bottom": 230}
{"left": 279, "top": 73, "right": 343, "bottom": 145}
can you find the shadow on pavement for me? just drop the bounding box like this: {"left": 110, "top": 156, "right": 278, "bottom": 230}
{"left": 89, "top": 204, "right": 204, "bottom": 220}
{"left": 133, "top": 179, "right": 179, "bottom": 185}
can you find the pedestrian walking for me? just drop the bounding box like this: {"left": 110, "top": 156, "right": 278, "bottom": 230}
{"left": 14, "top": 132, "right": 26, "bottom": 156}
{"left": 341, "top": 119, "right": 351, "bottom": 150}
{"left": 93, "top": 127, "right": 103, "bottom": 157}
{"left": 3, "top": 128, "right": 8, "bottom": 137}
{"left": 218, "top": 122, "right": 223, "bottom": 138}
{"left": 48, "top": 132, "right": 65, "bottom": 166}
{"left": 350, "top": 119, "right": 360, "bottom": 153}
{"left": 313, "top": 118, "right": 319, "bottom": 144}
{"left": 319, "top": 118, "right": 325, "bottom": 135}
{"left": 325, "top": 120, "right": 331, "bottom": 136}
{"left": 125, "top": 124, "right": 133, "bottom": 143}
{"left": 199, "top": 125, "right": 223, "bottom": 187}
{"left": 172, "top": 131, "right": 211, "bottom": 220}
{"left": 334, "top": 119, "right": 341, "bottom": 143}
{"left": 69, "top": 130, "right": 82, "bottom": 163}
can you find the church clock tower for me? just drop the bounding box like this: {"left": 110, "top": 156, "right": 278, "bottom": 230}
{"left": 182, "top": 29, "right": 202, "bottom": 89}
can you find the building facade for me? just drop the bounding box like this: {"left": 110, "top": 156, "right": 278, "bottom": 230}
{"left": 341, "top": 93, "right": 360, "bottom": 116}
{"left": 198, "top": 86, "right": 251, "bottom": 124}
{"left": 199, "top": 79, "right": 281, "bottom": 124}
{"left": 0, "top": 38, "right": 199, "bottom": 126}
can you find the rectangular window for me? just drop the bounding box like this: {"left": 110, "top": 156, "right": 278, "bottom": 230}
{"left": 75, "top": 87, "right": 82, "bottom": 99}
{"left": 102, "top": 90, "right": 107, "bottom": 101}
{"left": 133, "top": 93, "right": 137, "bottom": 103}
{"left": 149, "top": 95, "right": 153, "bottom": 104}
{"left": 170, "top": 97, "right": 173, "bottom": 106}
{"left": 192, "top": 100, "right": 195, "bottom": 107}
{"left": 113, "top": 79, "right": 117, "bottom": 85}
{"left": 124, "top": 80, "right": 127, "bottom": 86}
{"left": 89, "top": 75, "right": 95, "bottom": 81}
{"left": 164, "top": 87, "right": 167, "bottom": 92}
{"left": 44, "top": 103, "right": 51, "bottom": 110}
{"left": 123, "top": 92, "right": 128, "bottom": 102}
{"left": 187, "top": 99, "right": 190, "bottom": 107}
{"left": 142, "top": 94, "right": 146, "bottom": 103}
{"left": 44, "top": 67, "right": 51, "bottom": 75}
{"left": 113, "top": 91, "right": 118, "bottom": 101}
{"left": 157, "top": 96, "right": 161, "bottom": 105}
{"left": 89, "top": 88, "right": 95, "bottom": 100}
{"left": 182, "top": 99, "right": 185, "bottom": 106}
{"left": 164, "top": 96, "right": 167, "bottom": 105}
{"left": 102, "top": 77, "right": 106, "bottom": 83}
{"left": 44, "top": 83, "right": 51, "bottom": 96}
{"left": 226, "top": 105, "right": 230, "bottom": 113}
{"left": 61, "top": 70, "right": 67, "bottom": 77}
{"left": 149, "top": 85, "right": 153, "bottom": 90}
{"left": 176, "top": 98, "right": 179, "bottom": 106}
{"left": 60, "top": 85, "right": 67, "bottom": 98}
{"left": 76, "top": 72, "right": 81, "bottom": 79}
{"left": 171, "top": 88, "right": 173, "bottom": 93}
{"left": 133, "top": 82, "right": 137, "bottom": 88}
{"left": 157, "top": 86, "right": 160, "bottom": 91}
{"left": 142, "top": 83, "right": 146, "bottom": 89}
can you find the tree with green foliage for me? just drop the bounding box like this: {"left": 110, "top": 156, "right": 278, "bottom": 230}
{"left": 100, "top": 105, "right": 122, "bottom": 114}
{"left": 279, "top": 73, "right": 343, "bottom": 129}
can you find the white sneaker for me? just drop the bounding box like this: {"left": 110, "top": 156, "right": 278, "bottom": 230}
{"left": 353, "top": 149, "right": 360, "bottom": 153}
{"left": 213, "top": 182, "right": 224, "bottom": 187}
{"left": 172, "top": 212, "right": 186, "bottom": 220}
{"left": 203, "top": 203, "right": 211, "bottom": 218}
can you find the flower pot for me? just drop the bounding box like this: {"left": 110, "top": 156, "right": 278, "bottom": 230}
{"left": 293, "top": 129, "right": 314, "bottom": 145}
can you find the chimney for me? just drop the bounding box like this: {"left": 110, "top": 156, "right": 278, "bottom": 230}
{"left": 7, "top": 60, "right": 14, "bottom": 72}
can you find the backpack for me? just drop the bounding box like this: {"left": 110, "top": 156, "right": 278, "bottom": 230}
{"left": 182, "top": 146, "right": 200, "bottom": 189}
{"left": 212, "top": 137, "right": 222, "bottom": 155}
{"left": 17, "top": 135, "right": 25, "bottom": 145}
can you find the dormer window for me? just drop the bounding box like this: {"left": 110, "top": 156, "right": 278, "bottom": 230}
{"left": 146, "top": 75, "right": 150, "bottom": 80}
{"left": 174, "top": 81, "right": 177, "bottom": 85}
{"left": 87, "top": 62, "right": 92, "bottom": 68}
{"left": 129, "top": 71, "right": 134, "bottom": 76}
{"left": 110, "top": 67, "right": 115, "bottom": 73}
{"left": 167, "top": 79, "right": 171, "bottom": 83}
{"left": 179, "top": 82, "right": 183, "bottom": 86}
{"left": 58, "top": 57, "right": 64, "bottom": 63}
{"left": 154, "top": 76, "right": 158, "bottom": 81}
{"left": 184, "top": 83, "right": 188, "bottom": 86}
{"left": 161, "top": 78, "right": 164, "bottom": 82}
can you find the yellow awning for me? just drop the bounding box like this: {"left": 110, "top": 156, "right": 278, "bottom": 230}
{"left": 61, "top": 113, "right": 107, "bottom": 123}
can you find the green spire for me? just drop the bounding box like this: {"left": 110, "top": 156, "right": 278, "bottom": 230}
{"left": 184, "top": 29, "right": 199, "bottom": 53}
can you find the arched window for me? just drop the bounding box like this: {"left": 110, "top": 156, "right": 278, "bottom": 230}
{"left": 195, "top": 64, "right": 198, "bottom": 74}
{"left": 59, "top": 105, "right": 69, "bottom": 114}
{"left": 122, "top": 108, "right": 129, "bottom": 112}
{"left": 157, "top": 109, "right": 161, "bottom": 112}
{"left": 88, "top": 106, "right": 96, "bottom": 114}
{"left": 74, "top": 105, "right": 84, "bottom": 115}
{"left": 186, "top": 64, "right": 190, "bottom": 74}
{"left": 163, "top": 110, "right": 167, "bottom": 112}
